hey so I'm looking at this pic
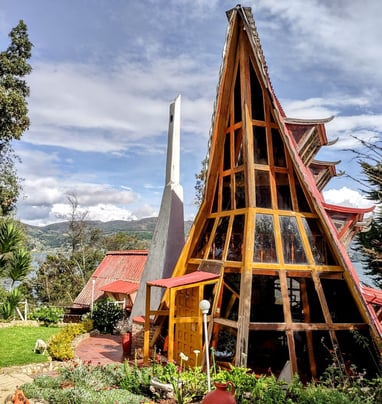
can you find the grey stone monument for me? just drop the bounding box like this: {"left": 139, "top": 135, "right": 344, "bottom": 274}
{"left": 131, "top": 95, "right": 185, "bottom": 319}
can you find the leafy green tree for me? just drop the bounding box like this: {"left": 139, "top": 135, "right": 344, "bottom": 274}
{"left": 23, "top": 249, "right": 104, "bottom": 307}
{"left": 28, "top": 305, "right": 64, "bottom": 326}
{"left": 102, "top": 232, "right": 148, "bottom": 251}
{"left": 194, "top": 157, "right": 208, "bottom": 206}
{"left": 353, "top": 139, "right": 382, "bottom": 287}
{"left": 0, "top": 20, "right": 32, "bottom": 216}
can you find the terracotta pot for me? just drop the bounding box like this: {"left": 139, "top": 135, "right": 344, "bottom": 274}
{"left": 121, "top": 332, "right": 132, "bottom": 355}
{"left": 202, "top": 381, "right": 236, "bottom": 404}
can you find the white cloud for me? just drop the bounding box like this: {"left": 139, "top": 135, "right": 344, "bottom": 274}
{"left": 255, "top": 0, "right": 382, "bottom": 86}
{"left": 323, "top": 187, "right": 372, "bottom": 209}
{"left": 52, "top": 203, "right": 138, "bottom": 223}
{"left": 16, "top": 175, "right": 143, "bottom": 226}
{"left": 5, "top": 1, "right": 381, "bottom": 227}
{"left": 25, "top": 56, "right": 214, "bottom": 154}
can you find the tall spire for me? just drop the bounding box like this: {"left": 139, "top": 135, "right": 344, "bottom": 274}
{"left": 166, "top": 95, "right": 181, "bottom": 185}
{"left": 131, "top": 95, "right": 184, "bottom": 319}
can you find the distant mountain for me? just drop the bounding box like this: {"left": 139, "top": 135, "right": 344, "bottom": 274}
{"left": 23, "top": 218, "right": 193, "bottom": 253}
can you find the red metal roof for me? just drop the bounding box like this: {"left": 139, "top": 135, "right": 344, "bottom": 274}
{"left": 100, "top": 280, "right": 139, "bottom": 295}
{"left": 362, "top": 286, "right": 382, "bottom": 306}
{"left": 323, "top": 202, "right": 374, "bottom": 215}
{"left": 73, "top": 250, "right": 148, "bottom": 308}
{"left": 147, "top": 271, "right": 219, "bottom": 288}
{"left": 92, "top": 250, "right": 148, "bottom": 281}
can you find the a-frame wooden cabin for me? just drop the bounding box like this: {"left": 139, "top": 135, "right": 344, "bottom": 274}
{"left": 144, "top": 5, "right": 382, "bottom": 380}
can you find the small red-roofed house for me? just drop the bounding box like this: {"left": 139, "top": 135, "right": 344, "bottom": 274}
{"left": 72, "top": 250, "right": 148, "bottom": 316}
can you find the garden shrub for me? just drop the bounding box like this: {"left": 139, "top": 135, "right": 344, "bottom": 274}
{"left": 120, "top": 361, "right": 153, "bottom": 396}
{"left": 47, "top": 332, "right": 74, "bottom": 361}
{"left": 80, "top": 317, "right": 94, "bottom": 333}
{"left": 92, "top": 297, "right": 123, "bottom": 334}
{"left": 19, "top": 357, "right": 382, "bottom": 403}
{"left": 215, "top": 364, "right": 258, "bottom": 402}
{"left": 22, "top": 379, "right": 146, "bottom": 404}
{"left": 28, "top": 306, "right": 64, "bottom": 326}
{"left": 48, "top": 323, "right": 86, "bottom": 360}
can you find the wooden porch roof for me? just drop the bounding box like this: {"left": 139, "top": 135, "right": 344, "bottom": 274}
{"left": 100, "top": 280, "right": 139, "bottom": 294}
{"left": 147, "top": 271, "right": 220, "bottom": 289}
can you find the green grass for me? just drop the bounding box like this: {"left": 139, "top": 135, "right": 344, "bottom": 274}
{"left": 0, "top": 326, "right": 60, "bottom": 368}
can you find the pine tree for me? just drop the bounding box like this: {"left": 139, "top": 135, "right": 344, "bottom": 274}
{"left": 0, "top": 20, "right": 32, "bottom": 216}
{"left": 355, "top": 140, "right": 382, "bottom": 287}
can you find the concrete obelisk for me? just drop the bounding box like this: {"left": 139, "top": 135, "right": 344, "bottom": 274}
{"left": 131, "top": 95, "right": 184, "bottom": 319}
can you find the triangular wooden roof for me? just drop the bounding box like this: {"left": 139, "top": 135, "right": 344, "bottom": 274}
{"left": 146, "top": 5, "right": 381, "bottom": 379}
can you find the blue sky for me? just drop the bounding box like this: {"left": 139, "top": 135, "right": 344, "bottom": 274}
{"left": 1, "top": 1, "right": 381, "bottom": 226}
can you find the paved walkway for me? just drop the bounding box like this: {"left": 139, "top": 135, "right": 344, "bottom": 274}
{"left": 75, "top": 333, "right": 125, "bottom": 365}
{"left": 0, "top": 334, "right": 126, "bottom": 402}
{"left": 0, "top": 372, "right": 35, "bottom": 403}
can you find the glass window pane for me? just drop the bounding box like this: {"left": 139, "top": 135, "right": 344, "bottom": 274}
{"left": 228, "top": 214, "right": 245, "bottom": 261}
{"left": 250, "top": 61, "right": 264, "bottom": 121}
{"left": 234, "top": 67, "right": 242, "bottom": 123}
{"left": 294, "top": 172, "right": 311, "bottom": 212}
{"left": 223, "top": 132, "right": 231, "bottom": 171}
{"left": 222, "top": 175, "right": 231, "bottom": 211}
{"left": 234, "top": 128, "right": 244, "bottom": 167}
{"left": 191, "top": 218, "right": 215, "bottom": 258}
{"left": 279, "top": 216, "right": 307, "bottom": 264}
{"left": 276, "top": 172, "right": 292, "bottom": 210}
{"left": 302, "top": 218, "right": 337, "bottom": 265}
{"left": 253, "top": 126, "right": 268, "bottom": 164}
{"left": 255, "top": 170, "right": 272, "bottom": 208}
{"left": 212, "top": 180, "right": 219, "bottom": 212}
{"left": 235, "top": 171, "right": 246, "bottom": 209}
{"left": 254, "top": 214, "right": 277, "bottom": 263}
{"left": 272, "top": 128, "right": 286, "bottom": 167}
{"left": 220, "top": 273, "right": 241, "bottom": 320}
{"left": 209, "top": 216, "right": 229, "bottom": 260}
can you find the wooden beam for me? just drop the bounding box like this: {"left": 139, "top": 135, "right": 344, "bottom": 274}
{"left": 235, "top": 30, "right": 255, "bottom": 367}
{"left": 213, "top": 317, "right": 238, "bottom": 329}
{"left": 247, "top": 322, "right": 367, "bottom": 331}
{"left": 167, "top": 288, "right": 175, "bottom": 363}
{"left": 279, "top": 271, "right": 298, "bottom": 373}
{"left": 300, "top": 278, "right": 317, "bottom": 378}
{"left": 148, "top": 309, "right": 169, "bottom": 316}
{"left": 143, "top": 284, "right": 151, "bottom": 364}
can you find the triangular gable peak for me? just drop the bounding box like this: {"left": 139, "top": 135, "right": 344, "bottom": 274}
{"left": 147, "top": 5, "right": 381, "bottom": 379}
